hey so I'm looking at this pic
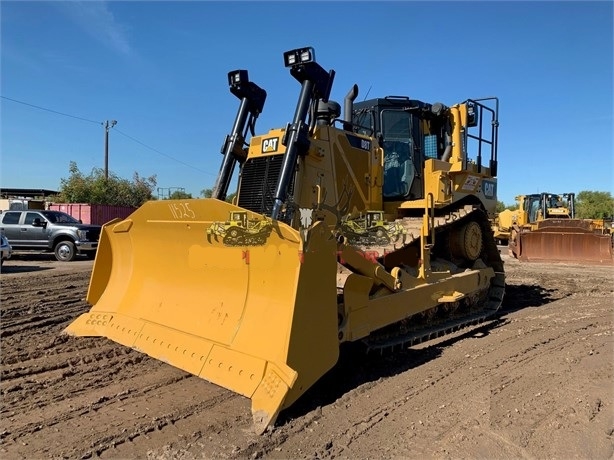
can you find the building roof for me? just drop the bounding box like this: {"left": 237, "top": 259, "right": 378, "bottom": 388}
{"left": 0, "top": 188, "right": 59, "bottom": 199}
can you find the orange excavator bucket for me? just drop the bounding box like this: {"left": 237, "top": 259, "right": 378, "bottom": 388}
{"left": 64, "top": 199, "right": 340, "bottom": 433}
{"left": 509, "top": 219, "right": 614, "bottom": 265}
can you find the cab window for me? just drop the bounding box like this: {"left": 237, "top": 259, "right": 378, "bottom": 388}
{"left": 352, "top": 110, "right": 374, "bottom": 136}
{"left": 381, "top": 110, "right": 414, "bottom": 199}
{"left": 1, "top": 212, "right": 20, "bottom": 224}
{"left": 24, "top": 212, "right": 43, "bottom": 225}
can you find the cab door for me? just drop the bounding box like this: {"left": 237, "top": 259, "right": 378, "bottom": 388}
{"left": 22, "top": 212, "right": 49, "bottom": 248}
{"left": 0, "top": 211, "right": 24, "bottom": 245}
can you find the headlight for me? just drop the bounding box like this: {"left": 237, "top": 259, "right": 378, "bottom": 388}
{"left": 76, "top": 230, "right": 87, "bottom": 240}
{"left": 227, "top": 69, "right": 248, "bottom": 88}
{"left": 283, "top": 47, "right": 315, "bottom": 67}
{"left": 300, "top": 49, "right": 313, "bottom": 62}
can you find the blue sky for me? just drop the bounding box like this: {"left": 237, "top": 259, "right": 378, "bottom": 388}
{"left": 1, "top": 1, "right": 612, "bottom": 205}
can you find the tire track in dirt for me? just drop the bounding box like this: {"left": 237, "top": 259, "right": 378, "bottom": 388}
{"left": 2, "top": 328, "right": 252, "bottom": 459}
{"left": 1, "top": 272, "right": 91, "bottom": 351}
{"left": 326, "top": 302, "right": 611, "bottom": 459}
{"left": 1, "top": 266, "right": 256, "bottom": 459}
{"left": 229, "top": 266, "right": 613, "bottom": 459}
{"left": 225, "top": 323, "right": 497, "bottom": 459}
{"left": 5, "top": 373, "right": 244, "bottom": 459}
{"left": 484, "top": 295, "right": 613, "bottom": 457}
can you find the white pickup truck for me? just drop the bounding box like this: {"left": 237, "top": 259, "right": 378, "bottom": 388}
{"left": 0, "top": 210, "right": 101, "bottom": 261}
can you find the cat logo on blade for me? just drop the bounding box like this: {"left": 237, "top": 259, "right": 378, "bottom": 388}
{"left": 262, "top": 137, "right": 279, "bottom": 153}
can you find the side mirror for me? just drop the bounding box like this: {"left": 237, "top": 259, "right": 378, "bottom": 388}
{"left": 32, "top": 218, "right": 47, "bottom": 228}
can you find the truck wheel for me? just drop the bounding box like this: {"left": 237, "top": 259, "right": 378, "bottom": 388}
{"left": 54, "top": 241, "right": 77, "bottom": 262}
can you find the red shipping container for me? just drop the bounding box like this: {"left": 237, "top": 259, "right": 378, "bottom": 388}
{"left": 48, "top": 203, "right": 137, "bottom": 225}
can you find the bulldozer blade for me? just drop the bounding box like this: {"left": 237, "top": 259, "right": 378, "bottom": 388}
{"left": 64, "top": 199, "right": 340, "bottom": 433}
{"left": 511, "top": 220, "right": 613, "bottom": 265}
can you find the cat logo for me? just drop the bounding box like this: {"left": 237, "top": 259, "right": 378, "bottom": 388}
{"left": 262, "top": 137, "right": 279, "bottom": 153}
{"left": 482, "top": 180, "right": 496, "bottom": 198}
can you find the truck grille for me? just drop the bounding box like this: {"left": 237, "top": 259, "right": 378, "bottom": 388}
{"left": 238, "top": 155, "right": 295, "bottom": 218}
{"left": 86, "top": 228, "right": 101, "bottom": 242}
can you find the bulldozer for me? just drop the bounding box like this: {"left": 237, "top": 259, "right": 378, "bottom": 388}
{"left": 492, "top": 192, "right": 575, "bottom": 244}
{"left": 64, "top": 47, "right": 505, "bottom": 434}
{"left": 507, "top": 192, "right": 613, "bottom": 264}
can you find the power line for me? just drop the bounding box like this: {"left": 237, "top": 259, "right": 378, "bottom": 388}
{"left": 0, "top": 95, "right": 101, "bottom": 125}
{"left": 1, "top": 94, "right": 214, "bottom": 176}
{"left": 114, "top": 128, "right": 213, "bottom": 175}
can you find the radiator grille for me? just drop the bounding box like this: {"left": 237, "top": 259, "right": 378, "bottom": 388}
{"left": 86, "top": 228, "right": 101, "bottom": 242}
{"left": 238, "top": 155, "right": 287, "bottom": 216}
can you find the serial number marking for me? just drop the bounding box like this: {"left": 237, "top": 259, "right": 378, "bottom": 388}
{"left": 168, "top": 202, "right": 196, "bottom": 219}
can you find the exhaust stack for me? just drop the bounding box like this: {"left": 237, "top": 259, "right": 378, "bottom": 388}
{"left": 343, "top": 84, "right": 359, "bottom": 131}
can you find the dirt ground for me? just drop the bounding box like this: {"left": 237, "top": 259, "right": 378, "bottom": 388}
{"left": 1, "top": 249, "right": 613, "bottom": 459}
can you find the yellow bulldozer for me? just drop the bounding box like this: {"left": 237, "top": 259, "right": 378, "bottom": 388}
{"left": 505, "top": 192, "right": 613, "bottom": 264}
{"left": 492, "top": 192, "right": 575, "bottom": 244}
{"left": 64, "top": 47, "right": 505, "bottom": 433}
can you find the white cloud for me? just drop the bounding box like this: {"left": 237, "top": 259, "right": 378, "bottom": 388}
{"left": 56, "top": 1, "right": 131, "bottom": 56}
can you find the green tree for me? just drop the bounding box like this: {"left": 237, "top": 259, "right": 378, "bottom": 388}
{"left": 200, "top": 187, "right": 236, "bottom": 203}
{"left": 495, "top": 200, "right": 506, "bottom": 213}
{"left": 168, "top": 190, "right": 193, "bottom": 199}
{"left": 56, "top": 161, "right": 157, "bottom": 207}
{"left": 575, "top": 191, "right": 614, "bottom": 219}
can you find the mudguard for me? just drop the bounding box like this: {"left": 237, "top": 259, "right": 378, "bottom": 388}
{"left": 64, "top": 199, "right": 339, "bottom": 433}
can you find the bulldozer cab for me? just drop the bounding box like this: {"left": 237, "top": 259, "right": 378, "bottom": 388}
{"left": 352, "top": 96, "right": 499, "bottom": 215}
{"left": 525, "top": 195, "right": 542, "bottom": 224}
{"left": 365, "top": 210, "right": 385, "bottom": 228}
{"left": 541, "top": 192, "right": 575, "bottom": 219}
{"left": 522, "top": 192, "right": 575, "bottom": 226}
{"left": 230, "top": 211, "right": 248, "bottom": 226}
{"left": 352, "top": 98, "right": 429, "bottom": 201}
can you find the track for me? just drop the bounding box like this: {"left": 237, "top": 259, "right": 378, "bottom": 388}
{"left": 347, "top": 206, "right": 506, "bottom": 352}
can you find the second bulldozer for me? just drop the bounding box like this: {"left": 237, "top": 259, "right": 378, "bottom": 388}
{"left": 64, "top": 47, "right": 505, "bottom": 433}
{"left": 492, "top": 192, "right": 575, "bottom": 244}
{"left": 506, "top": 193, "right": 613, "bottom": 264}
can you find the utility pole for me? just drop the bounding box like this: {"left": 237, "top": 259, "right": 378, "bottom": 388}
{"left": 103, "top": 120, "right": 117, "bottom": 179}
